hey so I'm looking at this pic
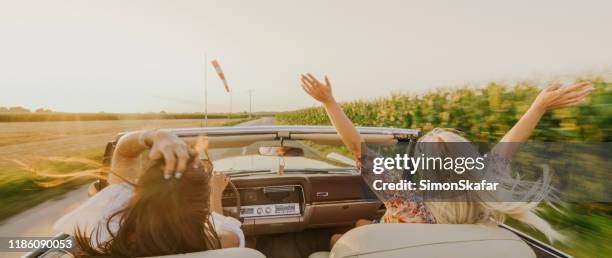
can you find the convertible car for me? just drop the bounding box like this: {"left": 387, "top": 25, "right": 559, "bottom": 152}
{"left": 26, "top": 126, "right": 571, "bottom": 258}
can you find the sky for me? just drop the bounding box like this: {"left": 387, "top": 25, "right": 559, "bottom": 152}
{"left": 0, "top": 0, "right": 611, "bottom": 113}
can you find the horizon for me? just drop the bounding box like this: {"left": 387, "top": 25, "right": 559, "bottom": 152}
{"left": 0, "top": 106, "right": 278, "bottom": 114}
{"left": 1, "top": 0, "right": 611, "bottom": 113}
{"left": 2, "top": 69, "right": 611, "bottom": 114}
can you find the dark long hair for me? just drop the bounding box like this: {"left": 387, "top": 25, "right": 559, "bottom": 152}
{"left": 75, "top": 156, "right": 221, "bottom": 257}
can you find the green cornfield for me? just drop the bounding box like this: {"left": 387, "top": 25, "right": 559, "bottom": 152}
{"left": 277, "top": 79, "right": 611, "bottom": 142}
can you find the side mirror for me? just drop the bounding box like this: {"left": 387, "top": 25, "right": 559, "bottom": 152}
{"left": 258, "top": 146, "right": 304, "bottom": 157}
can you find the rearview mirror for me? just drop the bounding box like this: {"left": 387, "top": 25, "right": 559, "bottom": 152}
{"left": 258, "top": 146, "right": 304, "bottom": 157}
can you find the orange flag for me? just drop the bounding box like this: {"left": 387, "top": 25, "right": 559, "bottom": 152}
{"left": 211, "top": 59, "right": 230, "bottom": 92}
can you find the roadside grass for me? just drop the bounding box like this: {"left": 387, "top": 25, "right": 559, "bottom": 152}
{"left": 0, "top": 149, "right": 103, "bottom": 221}
{"left": 506, "top": 204, "right": 612, "bottom": 258}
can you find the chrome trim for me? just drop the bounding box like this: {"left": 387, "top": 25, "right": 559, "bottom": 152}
{"left": 239, "top": 203, "right": 301, "bottom": 218}
{"left": 118, "top": 125, "right": 419, "bottom": 139}
{"left": 242, "top": 214, "right": 302, "bottom": 221}
{"left": 316, "top": 192, "right": 329, "bottom": 197}
{"left": 310, "top": 199, "right": 381, "bottom": 205}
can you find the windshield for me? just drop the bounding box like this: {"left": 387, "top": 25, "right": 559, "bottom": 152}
{"left": 206, "top": 140, "right": 357, "bottom": 174}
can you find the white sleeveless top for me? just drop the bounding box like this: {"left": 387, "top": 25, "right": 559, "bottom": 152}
{"left": 53, "top": 183, "right": 245, "bottom": 248}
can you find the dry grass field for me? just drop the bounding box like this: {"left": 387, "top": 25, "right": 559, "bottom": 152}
{"left": 0, "top": 118, "right": 244, "bottom": 221}
{"left": 0, "top": 118, "right": 238, "bottom": 166}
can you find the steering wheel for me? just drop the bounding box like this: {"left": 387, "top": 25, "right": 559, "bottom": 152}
{"left": 224, "top": 179, "right": 242, "bottom": 221}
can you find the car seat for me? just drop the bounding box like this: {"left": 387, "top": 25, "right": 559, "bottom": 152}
{"left": 309, "top": 224, "right": 535, "bottom": 258}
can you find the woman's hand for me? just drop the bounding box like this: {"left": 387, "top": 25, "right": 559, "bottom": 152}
{"left": 498, "top": 81, "right": 594, "bottom": 147}
{"left": 148, "top": 131, "right": 191, "bottom": 179}
{"left": 531, "top": 81, "right": 594, "bottom": 113}
{"left": 301, "top": 73, "right": 336, "bottom": 105}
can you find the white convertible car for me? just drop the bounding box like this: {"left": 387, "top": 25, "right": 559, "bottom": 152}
{"left": 26, "top": 126, "right": 571, "bottom": 258}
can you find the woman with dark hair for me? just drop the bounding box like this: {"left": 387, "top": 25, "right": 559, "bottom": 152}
{"left": 53, "top": 130, "right": 244, "bottom": 257}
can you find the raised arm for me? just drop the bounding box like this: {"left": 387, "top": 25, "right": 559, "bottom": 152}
{"left": 109, "top": 130, "right": 192, "bottom": 184}
{"left": 301, "top": 74, "right": 363, "bottom": 158}
{"left": 494, "top": 81, "right": 593, "bottom": 158}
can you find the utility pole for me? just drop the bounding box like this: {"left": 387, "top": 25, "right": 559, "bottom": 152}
{"left": 203, "top": 53, "right": 208, "bottom": 127}
{"left": 248, "top": 90, "right": 253, "bottom": 118}
{"left": 228, "top": 91, "right": 232, "bottom": 120}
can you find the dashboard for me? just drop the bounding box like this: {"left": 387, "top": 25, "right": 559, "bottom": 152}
{"left": 222, "top": 174, "right": 384, "bottom": 236}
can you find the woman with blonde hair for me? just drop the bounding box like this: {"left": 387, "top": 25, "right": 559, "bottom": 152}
{"left": 300, "top": 73, "right": 593, "bottom": 246}
{"left": 53, "top": 130, "right": 244, "bottom": 257}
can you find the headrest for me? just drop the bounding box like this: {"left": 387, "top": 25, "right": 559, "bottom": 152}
{"left": 331, "top": 224, "right": 535, "bottom": 258}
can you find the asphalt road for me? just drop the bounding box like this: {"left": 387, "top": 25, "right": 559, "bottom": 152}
{"left": 0, "top": 117, "right": 275, "bottom": 258}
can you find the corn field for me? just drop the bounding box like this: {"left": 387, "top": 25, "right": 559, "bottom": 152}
{"left": 277, "top": 79, "right": 611, "bottom": 142}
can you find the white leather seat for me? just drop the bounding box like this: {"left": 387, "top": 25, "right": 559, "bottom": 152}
{"left": 147, "top": 248, "right": 265, "bottom": 258}
{"left": 310, "top": 224, "right": 535, "bottom": 258}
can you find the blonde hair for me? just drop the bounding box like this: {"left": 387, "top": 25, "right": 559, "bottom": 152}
{"left": 417, "top": 128, "right": 565, "bottom": 242}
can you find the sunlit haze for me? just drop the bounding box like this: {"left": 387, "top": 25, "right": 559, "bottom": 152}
{"left": 1, "top": 0, "right": 611, "bottom": 113}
